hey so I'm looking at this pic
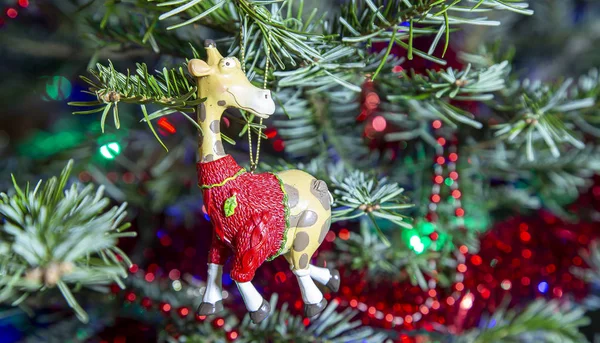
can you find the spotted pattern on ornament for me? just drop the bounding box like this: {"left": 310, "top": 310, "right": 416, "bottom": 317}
{"left": 299, "top": 253, "right": 309, "bottom": 269}
{"left": 318, "top": 217, "right": 331, "bottom": 244}
{"left": 293, "top": 232, "right": 310, "bottom": 252}
{"left": 310, "top": 179, "right": 331, "bottom": 210}
{"left": 284, "top": 184, "right": 299, "bottom": 208}
{"left": 199, "top": 103, "right": 207, "bottom": 122}
{"left": 210, "top": 120, "right": 220, "bottom": 133}
{"left": 214, "top": 141, "right": 225, "bottom": 156}
{"left": 290, "top": 210, "right": 318, "bottom": 228}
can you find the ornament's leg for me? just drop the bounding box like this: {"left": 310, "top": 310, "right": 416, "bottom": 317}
{"left": 236, "top": 281, "right": 270, "bottom": 324}
{"left": 308, "top": 264, "right": 340, "bottom": 292}
{"left": 292, "top": 267, "right": 327, "bottom": 317}
{"left": 197, "top": 263, "right": 224, "bottom": 316}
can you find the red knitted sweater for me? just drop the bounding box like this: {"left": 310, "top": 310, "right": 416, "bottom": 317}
{"left": 197, "top": 155, "right": 289, "bottom": 282}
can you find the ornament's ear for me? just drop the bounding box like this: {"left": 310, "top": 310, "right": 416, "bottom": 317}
{"left": 188, "top": 59, "right": 213, "bottom": 77}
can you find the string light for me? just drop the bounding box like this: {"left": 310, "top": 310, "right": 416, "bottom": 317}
{"left": 372, "top": 116, "right": 387, "bottom": 131}
{"left": 538, "top": 281, "right": 549, "bottom": 294}
{"left": 6, "top": 8, "right": 17, "bottom": 18}
{"left": 273, "top": 139, "right": 285, "bottom": 152}
{"left": 459, "top": 293, "right": 474, "bottom": 310}
{"left": 157, "top": 117, "right": 177, "bottom": 134}
{"left": 409, "top": 235, "right": 425, "bottom": 254}
{"left": 339, "top": 228, "right": 350, "bottom": 240}
{"left": 178, "top": 307, "right": 189, "bottom": 318}
{"left": 100, "top": 142, "right": 121, "bottom": 159}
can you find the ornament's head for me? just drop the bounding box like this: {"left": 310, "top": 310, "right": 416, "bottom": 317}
{"left": 188, "top": 40, "right": 276, "bottom": 118}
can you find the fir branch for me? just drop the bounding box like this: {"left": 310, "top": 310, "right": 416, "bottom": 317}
{"left": 456, "top": 299, "right": 590, "bottom": 343}
{"left": 573, "top": 239, "right": 600, "bottom": 285}
{"left": 493, "top": 71, "right": 599, "bottom": 160}
{"left": 151, "top": 0, "right": 532, "bottom": 70}
{"left": 332, "top": 170, "right": 413, "bottom": 245}
{"left": 69, "top": 61, "right": 205, "bottom": 149}
{"left": 0, "top": 161, "right": 135, "bottom": 323}
{"left": 476, "top": 144, "right": 600, "bottom": 214}
{"left": 172, "top": 293, "right": 387, "bottom": 343}
{"left": 82, "top": 14, "right": 205, "bottom": 57}
{"left": 382, "top": 61, "right": 510, "bottom": 133}
{"left": 331, "top": 220, "right": 473, "bottom": 289}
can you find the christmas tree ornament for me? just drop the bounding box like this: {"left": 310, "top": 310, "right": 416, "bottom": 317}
{"left": 189, "top": 40, "right": 340, "bottom": 324}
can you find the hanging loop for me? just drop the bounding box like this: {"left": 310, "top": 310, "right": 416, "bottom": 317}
{"left": 242, "top": 22, "right": 271, "bottom": 173}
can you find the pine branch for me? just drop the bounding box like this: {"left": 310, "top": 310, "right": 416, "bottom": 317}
{"left": 493, "top": 70, "right": 599, "bottom": 160}
{"left": 475, "top": 144, "right": 600, "bottom": 215}
{"left": 69, "top": 61, "right": 205, "bottom": 150}
{"left": 332, "top": 169, "right": 413, "bottom": 245}
{"left": 332, "top": 219, "right": 476, "bottom": 289}
{"left": 172, "top": 293, "right": 388, "bottom": 343}
{"left": 382, "top": 61, "right": 510, "bottom": 134}
{"left": 456, "top": 299, "right": 590, "bottom": 343}
{"left": 121, "top": 269, "right": 388, "bottom": 342}
{"left": 82, "top": 14, "right": 205, "bottom": 57}
{"left": 0, "top": 161, "right": 135, "bottom": 323}
{"left": 573, "top": 239, "right": 600, "bottom": 285}
{"left": 151, "top": 0, "right": 532, "bottom": 69}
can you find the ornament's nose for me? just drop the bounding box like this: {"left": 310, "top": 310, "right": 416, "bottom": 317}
{"left": 260, "top": 89, "right": 271, "bottom": 100}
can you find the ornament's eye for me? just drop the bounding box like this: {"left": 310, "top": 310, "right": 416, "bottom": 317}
{"left": 222, "top": 58, "right": 235, "bottom": 68}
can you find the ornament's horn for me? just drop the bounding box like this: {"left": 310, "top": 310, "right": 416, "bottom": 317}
{"left": 204, "top": 39, "right": 223, "bottom": 66}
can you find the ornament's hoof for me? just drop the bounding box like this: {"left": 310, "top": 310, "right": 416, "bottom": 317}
{"left": 304, "top": 298, "right": 327, "bottom": 318}
{"left": 326, "top": 269, "right": 340, "bottom": 292}
{"left": 249, "top": 299, "right": 271, "bottom": 324}
{"left": 196, "top": 300, "right": 224, "bottom": 316}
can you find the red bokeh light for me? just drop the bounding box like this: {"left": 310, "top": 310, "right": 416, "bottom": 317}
{"left": 520, "top": 231, "right": 531, "bottom": 242}
{"left": 339, "top": 228, "right": 350, "bottom": 240}
{"left": 372, "top": 116, "right": 387, "bottom": 132}
{"left": 157, "top": 117, "right": 177, "bottom": 134}
{"left": 273, "top": 139, "right": 285, "bottom": 152}
{"left": 6, "top": 8, "right": 17, "bottom": 18}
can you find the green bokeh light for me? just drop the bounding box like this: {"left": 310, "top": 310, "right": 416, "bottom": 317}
{"left": 100, "top": 142, "right": 121, "bottom": 159}
{"left": 44, "top": 76, "right": 72, "bottom": 101}
{"left": 410, "top": 235, "right": 425, "bottom": 253}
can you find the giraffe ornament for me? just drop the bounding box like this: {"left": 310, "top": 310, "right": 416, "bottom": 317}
{"left": 189, "top": 40, "right": 340, "bottom": 324}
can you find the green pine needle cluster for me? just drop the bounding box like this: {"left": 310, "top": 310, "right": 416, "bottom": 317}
{"left": 172, "top": 294, "right": 387, "bottom": 343}
{"left": 0, "top": 161, "right": 136, "bottom": 322}
{"left": 456, "top": 299, "right": 590, "bottom": 343}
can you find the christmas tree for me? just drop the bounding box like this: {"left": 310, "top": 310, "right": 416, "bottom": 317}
{"left": 2, "top": 0, "right": 600, "bottom": 342}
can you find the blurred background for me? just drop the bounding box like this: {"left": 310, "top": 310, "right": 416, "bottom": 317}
{"left": 2, "top": 0, "right": 600, "bottom": 342}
